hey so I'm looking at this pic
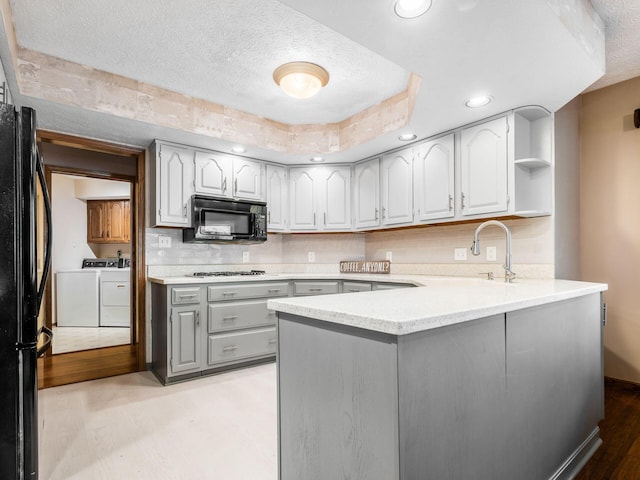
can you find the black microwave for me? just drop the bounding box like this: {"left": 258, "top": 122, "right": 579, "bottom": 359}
{"left": 183, "top": 195, "right": 267, "bottom": 244}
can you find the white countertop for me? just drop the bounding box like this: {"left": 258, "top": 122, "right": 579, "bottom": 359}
{"left": 149, "top": 272, "right": 607, "bottom": 336}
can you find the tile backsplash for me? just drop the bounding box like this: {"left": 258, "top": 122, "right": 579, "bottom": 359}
{"left": 146, "top": 216, "right": 554, "bottom": 278}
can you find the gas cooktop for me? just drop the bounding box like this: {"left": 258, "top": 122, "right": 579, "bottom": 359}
{"left": 191, "top": 270, "right": 266, "bottom": 278}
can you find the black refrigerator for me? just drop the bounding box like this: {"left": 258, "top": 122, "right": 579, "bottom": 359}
{"left": 0, "top": 103, "right": 52, "bottom": 480}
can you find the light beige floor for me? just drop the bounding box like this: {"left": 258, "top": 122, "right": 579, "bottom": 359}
{"left": 39, "top": 363, "right": 278, "bottom": 480}
{"left": 52, "top": 326, "right": 131, "bottom": 354}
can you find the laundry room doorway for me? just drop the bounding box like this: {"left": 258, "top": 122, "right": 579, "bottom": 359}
{"left": 36, "top": 131, "right": 146, "bottom": 388}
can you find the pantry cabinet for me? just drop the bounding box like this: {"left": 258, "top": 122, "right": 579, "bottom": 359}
{"left": 381, "top": 149, "right": 413, "bottom": 226}
{"left": 460, "top": 116, "right": 509, "bottom": 217}
{"left": 413, "top": 134, "right": 455, "bottom": 222}
{"left": 266, "top": 164, "right": 288, "bottom": 231}
{"left": 87, "top": 200, "right": 130, "bottom": 244}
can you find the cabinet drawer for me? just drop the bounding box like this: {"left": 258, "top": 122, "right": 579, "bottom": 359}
{"left": 207, "top": 327, "right": 277, "bottom": 365}
{"left": 374, "top": 282, "right": 412, "bottom": 291}
{"left": 342, "top": 281, "right": 373, "bottom": 293}
{"left": 171, "top": 287, "right": 202, "bottom": 305}
{"left": 208, "top": 300, "right": 276, "bottom": 333}
{"left": 293, "top": 281, "right": 339, "bottom": 296}
{"left": 207, "top": 282, "right": 289, "bottom": 301}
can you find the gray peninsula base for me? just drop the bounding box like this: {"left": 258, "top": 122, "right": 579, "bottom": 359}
{"left": 277, "top": 293, "right": 603, "bottom": 480}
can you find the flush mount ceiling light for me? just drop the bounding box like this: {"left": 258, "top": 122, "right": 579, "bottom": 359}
{"left": 231, "top": 146, "right": 246, "bottom": 154}
{"left": 399, "top": 133, "right": 417, "bottom": 141}
{"left": 273, "top": 62, "right": 330, "bottom": 99}
{"left": 394, "top": 0, "right": 432, "bottom": 18}
{"left": 465, "top": 95, "right": 493, "bottom": 108}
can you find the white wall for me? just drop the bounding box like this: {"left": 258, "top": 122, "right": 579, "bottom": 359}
{"left": 74, "top": 177, "right": 130, "bottom": 199}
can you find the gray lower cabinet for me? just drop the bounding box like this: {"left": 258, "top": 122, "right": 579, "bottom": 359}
{"left": 152, "top": 281, "right": 290, "bottom": 384}
{"left": 278, "top": 293, "right": 604, "bottom": 480}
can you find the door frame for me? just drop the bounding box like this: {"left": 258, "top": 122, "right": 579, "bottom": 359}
{"left": 37, "top": 130, "right": 147, "bottom": 387}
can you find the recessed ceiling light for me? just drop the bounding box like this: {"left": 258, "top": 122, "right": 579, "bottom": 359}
{"left": 399, "top": 133, "right": 417, "bottom": 141}
{"left": 310, "top": 156, "right": 325, "bottom": 163}
{"left": 273, "top": 62, "right": 330, "bottom": 99}
{"left": 231, "top": 146, "right": 246, "bottom": 154}
{"left": 394, "top": 0, "right": 432, "bottom": 18}
{"left": 465, "top": 95, "right": 493, "bottom": 108}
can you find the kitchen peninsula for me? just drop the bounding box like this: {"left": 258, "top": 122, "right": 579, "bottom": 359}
{"left": 268, "top": 276, "right": 607, "bottom": 480}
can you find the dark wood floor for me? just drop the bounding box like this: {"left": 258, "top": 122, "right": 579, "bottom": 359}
{"left": 576, "top": 377, "right": 640, "bottom": 479}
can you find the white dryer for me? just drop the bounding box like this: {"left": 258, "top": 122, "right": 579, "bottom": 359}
{"left": 100, "top": 269, "right": 130, "bottom": 327}
{"left": 56, "top": 270, "right": 100, "bottom": 327}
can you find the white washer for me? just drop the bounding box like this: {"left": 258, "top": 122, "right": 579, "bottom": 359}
{"left": 56, "top": 270, "right": 100, "bottom": 327}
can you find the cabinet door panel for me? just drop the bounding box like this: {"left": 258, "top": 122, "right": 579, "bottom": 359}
{"left": 194, "top": 151, "right": 232, "bottom": 197}
{"left": 107, "top": 201, "right": 127, "bottom": 242}
{"left": 323, "top": 166, "right": 351, "bottom": 230}
{"left": 414, "top": 135, "right": 455, "bottom": 221}
{"left": 170, "top": 306, "right": 201, "bottom": 375}
{"left": 159, "top": 144, "right": 194, "bottom": 225}
{"left": 382, "top": 151, "right": 413, "bottom": 225}
{"left": 460, "top": 117, "right": 508, "bottom": 216}
{"left": 354, "top": 159, "right": 380, "bottom": 229}
{"left": 289, "top": 168, "right": 317, "bottom": 231}
{"left": 266, "top": 165, "right": 288, "bottom": 231}
{"left": 234, "top": 158, "right": 263, "bottom": 201}
{"left": 87, "top": 201, "right": 105, "bottom": 242}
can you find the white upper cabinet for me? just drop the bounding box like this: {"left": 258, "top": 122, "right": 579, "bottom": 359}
{"left": 266, "top": 164, "right": 288, "bottom": 231}
{"left": 413, "top": 134, "right": 455, "bottom": 222}
{"left": 381, "top": 150, "right": 413, "bottom": 225}
{"left": 233, "top": 158, "right": 264, "bottom": 201}
{"left": 289, "top": 167, "right": 318, "bottom": 231}
{"left": 154, "top": 142, "right": 194, "bottom": 227}
{"left": 460, "top": 116, "right": 508, "bottom": 216}
{"left": 194, "top": 151, "right": 233, "bottom": 197}
{"left": 354, "top": 158, "right": 380, "bottom": 229}
{"left": 321, "top": 166, "right": 352, "bottom": 231}
{"left": 289, "top": 165, "right": 351, "bottom": 232}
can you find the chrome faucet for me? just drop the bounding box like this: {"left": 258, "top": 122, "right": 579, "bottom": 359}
{"left": 471, "top": 220, "right": 516, "bottom": 283}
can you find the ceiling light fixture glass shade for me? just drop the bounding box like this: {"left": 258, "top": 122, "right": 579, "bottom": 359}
{"left": 394, "top": 0, "right": 432, "bottom": 18}
{"left": 465, "top": 95, "right": 493, "bottom": 108}
{"left": 273, "top": 62, "right": 330, "bottom": 99}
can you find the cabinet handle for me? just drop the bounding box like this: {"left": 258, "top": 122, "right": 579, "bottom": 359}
{"left": 268, "top": 211, "right": 271, "bottom": 223}
{"left": 313, "top": 213, "right": 316, "bottom": 226}
{"left": 268, "top": 339, "right": 277, "bottom": 345}
{"left": 309, "top": 288, "right": 323, "bottom": 292}
{"left": 222, "top": 178, "right": 227, "bottom": 193}
{"left": 461, "top": 193, "right": 466, "bottom": 210}
{"left": 234, "top": 179, "right": 238, "bottom": 195}
{"left": 222, "top": 345, "right": 238, "bottom": 353}
{"left": 222, "top": 292, "right": 236, "bottom": 296}
{"left": 196, "top": 311, "right": 200, "bottom": 326}
{"left": 348, "top": 288, "right": 361, "bottom": 292}
{"left": 116, "top": 284, "right": 126, "bottom": 288}
{"left": 268, "top": 289, "right": 281, "bottom": 293}
{"left": 183, "top": 203, "right": 187, "bottom": 218}
{"left": 449, "top": 195, "right": 454, "bottom": 211}
{"left": 375, "top": 208, "right": 379, "bottom": 221}
{"left": 222, "top": 315, "right": 238, "bottom": 321}
{"left": 382, "top": 207, "right": 386, "bottom": 219}
{"left": 179, "top": 294, "right": 197, "bottom": 299}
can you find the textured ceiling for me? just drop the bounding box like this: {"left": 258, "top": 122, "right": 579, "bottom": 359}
{"left": 10, "top": 0, "right": 409, "bottom": 125}
{"left": 587, "top": 0, "right": 640, "bottom": 91}
{"left": 0, "top": 0, "right": 612, "bottom": 164}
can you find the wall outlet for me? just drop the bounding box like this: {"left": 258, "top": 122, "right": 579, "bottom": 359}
{"left": 158, "top": 235, "right": 171, "bottom": 248}
{"left": 386, "top": 251, "right": 393, "bottom": 262}
{"left": 308, "top": 251, "right": 316, "bottom": 263}
{"left": 242, "top": 251, "right": 250, "bottom": 263}
{"left": 486, "top": 246, "right": 497, "bottom": 262}
{"left": 454, "top": 248, "right": 467, "bottom": 261}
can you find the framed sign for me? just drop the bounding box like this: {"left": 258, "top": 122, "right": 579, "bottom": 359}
{"left": 339, "top": 260, "right": 391, "bottom": 274}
